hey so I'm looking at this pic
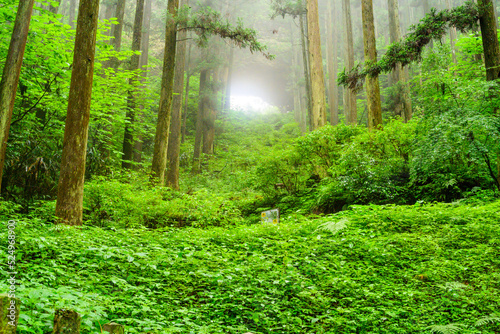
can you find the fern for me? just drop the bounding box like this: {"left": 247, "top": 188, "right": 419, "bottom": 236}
{"left": 474, "top": 314, "right": 500, "bottom": 327}
{"left": 427, "top": 324, "right": 465, "bottom": 334}
{"left": 317, "top": 218, "right": 348, "bottom": 235}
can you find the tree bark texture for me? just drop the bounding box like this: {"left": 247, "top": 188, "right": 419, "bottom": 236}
{"left": 121, "top": 0, "right": 144, "bottom": 169}
{"left": 133, "top": 0, "right": 152, "bottom": 164}
{"left": 299, "top": 12, "right": 313, "bottom": 130}
{"left": 55, "top": 0, "right": 100, "bottom": 225}
{"left": 361, "top": 0, "right": 383, "bottom": 130}
{"left": 192, "top": 69, "right": 208, "bottom": 174}
{"left": 151, "top": 0, "right": 179, "bottom": 183}
{"left": 342, "top": 0, "right": 357, "bottom": 124}
{"left": 478, "top": 0, "right": 500, "bottom": 81}
{"left": 181, "top": 41, "right": 192, "bottom": 144}
{"left": 327, "top": 0, "right": 339, "bottom": 125}
{"left": 53, "top": 309, "right": 81, "bottom": 334}
{"left": 166, "top": 0, "right": 188, "bottom": 190}
{"left": 0, "top": 294, "right": 19, "bottom": 334}
{"left": 388, "top": 0, "right": 412, "bottom": 122}
{"left": 0, "top": 0, "right": 35, "bottom": 192}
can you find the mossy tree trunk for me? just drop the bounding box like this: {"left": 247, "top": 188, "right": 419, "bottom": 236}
{"left": 166, "top": 0, "right": 188, "bottom": 190}
{"left": 361, "top": 0, "right": 382, "bottom": 130}
{"left": 0, "top": 0, "right": 35, "bottom": 192}
{"left": 55, "top": 0, "right": 99, "bottom": 225}
{"left": 0, "top": 294, "right": 19, "bottom": 334}
{"left": 151, "top": 0, "right": 180, "bottom": 183}
{"left": 306, "top": 0, "right": 326, "bottom": 130}
{"left": 342, "top": 0, "right": 357, "bottom": 124}
{"left": 121, "top": 0, "right": 144, "bottom": 169}
{"left": 53, "top": 309, "right": 81, "bottom": 334}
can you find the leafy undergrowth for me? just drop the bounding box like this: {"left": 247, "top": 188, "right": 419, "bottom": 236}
{"left": 1, "top": 201, "right": 500, "bottom": 333}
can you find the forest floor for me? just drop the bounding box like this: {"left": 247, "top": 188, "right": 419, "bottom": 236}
{"left": 2, "top": 198, "right": 500, "bottom": 333}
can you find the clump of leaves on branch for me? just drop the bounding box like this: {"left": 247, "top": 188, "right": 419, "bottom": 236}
{"left": 177, "top": 6, "right": 274, "bottom": 60}
{"left": 270, "top": 0, "right": 305, "bottom": 19}
{"left": 338, "top": 1, "right": 480, "bottom": 90}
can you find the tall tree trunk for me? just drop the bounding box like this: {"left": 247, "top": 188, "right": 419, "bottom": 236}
{"left": 361, "top": 0, "right": 383, "bottom": 130}
{"left": 166, "top": 0, "right": 188, "bottom": 190}
{"left": 478, "top": 0, "right": 500, "bottom": 81}
{"left": 109, "top": 0, "right": 126, "bottom": 66}
{"left": 181, "top": 42, "right": 192, "bottom": 144}
{"left": 388, "top": 0, "right": 412, "bottom": 122}
{"left": 192, "top": 69, "right": 208, "bottom": 174}
{"left": 121, "top": 0, "right": 144, "bottom": 169}
{"left": 342, "top": 0, "right": 357, "bottom": 124}
{"left": 202, "top": 71, "right": 217, "bottom": 157}
{"left": 133, "top": 0, "right": 152, "bottom": 165}
{"left": 223, "top": 47, "right": 234, "bottom": 112}
{"left": 327, "top": 0, "right": 339, "bottom": 125}
{"left": 150, "top": 0, "right": 180, "bottom": 183}
{"left": 55, "top": 0, "right": 100, "bottom": 225}
{"left": 291, "top": 22, "right": 302, "bottom": 128}
{"left": 445, "top": 0, "right": 458, "bottom": 65}
{"left": 69, "top": 0, "right": 77, "bottom": 28}
{"left": 299, "top": 11, "right": 313, "bottom": 130}
{"left": 0, "top": 0, "right": 35, "bottom": 192}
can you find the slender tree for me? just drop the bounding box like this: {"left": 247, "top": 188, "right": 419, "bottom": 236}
{"left": 122, "top": 0, "right": 145, "bottom": 168}
{"left": 166, "top": 0, "right": 188, "bottom": 190}
{"left": 388, "top": 0, "right": 412, "bottom": 121}
{"left": 0, "top": 0, "right": 35, "bottom": 192}
{"left": 55, "top": 0, "right": 100, "bottom": 225}
{"left": 192, "top": 69, "right": 208, "bottom": 174}
{"left": 181, "top": 42, "right": 192, "bottom": 144}
{"left": 133, "top": 0, "right": 152, "bottom": 164}
{"left": 361, "top": 0, "right": 383, "bottom": 130}
{"left": 305, "top": 0, "right": 327, "bottom": 130}
{"left": 151, "top": 0, "right": 180, "bottom": 183}
{"left": 326, "top": 0, "right": 339, "bottom": 125}
{"left": 68, "top": 0, "right": 77, "bottom": 28}
{"left": 342, "top": 0, "right": 357, "bottom": 124}
{"left": 299, "top": 11, "right": 313, "bottom": 129}
{"left": 202, "top": 70, "right": 217, "bottom": 157}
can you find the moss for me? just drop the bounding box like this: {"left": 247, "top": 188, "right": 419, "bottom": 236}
{"left": 338, "top": 1, "right": 480, "bottom": 90}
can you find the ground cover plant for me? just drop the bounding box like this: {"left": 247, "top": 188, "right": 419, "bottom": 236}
{"left": 1, "top": 200, "right": 499, "bottom": 333}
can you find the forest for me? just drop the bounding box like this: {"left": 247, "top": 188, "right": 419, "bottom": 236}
{"left": 0, "top": 0, "right": 500, "bottom": 332}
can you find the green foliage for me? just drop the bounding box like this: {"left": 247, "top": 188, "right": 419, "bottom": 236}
{"left": 178, "top": 5, "right": 274, "bottom": 59}
{"left": 80, "top": 173, "right": 244, "bottom": 228}
{"left": 339, "top": 1, "right": 480, "bottom": 89}
{"left": 2, "top": 201, "right": 500, "bottom": 333}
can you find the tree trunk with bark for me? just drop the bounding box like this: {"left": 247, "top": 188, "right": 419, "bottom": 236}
{"left": 55, "top": 0, "right": 100, "bottom": 225}
{"left": 192, "top": 69, "right": 208, "bottom": 174}
{"left": 121, "top": 0, "right": 144, "bottom": 169}
{"left": 202, "top": 71, "right": 217, "bottom": 157}
{"left": 133, "top": 0, "right": 152, "bottom": 165}
{"left": 342, "top": 0, "right": 357, "bottom": 124}
{"left": 388, "top": 0, "right": 412, "bottom": 122}
{"left": 181, "top": 43, "right": 192, "bottom": 144}
{"left": 151, "top": 0, "right": 179, "bottom": 183}
{"left": 361, "top": 0, "right": 383, "bottom": 130}
{"left": 0, "top": 0, "right": 34, "bottom": 192}
{"left": 69, "top": 0, "right": 77, "bottom": 28}
{"left": 478, "top": 0, "right": 500, "bottom": 81}
{"left": 166, "top": 0, "right": 188, "bottom": 190}
{"left": 327, "top": 0, "right": 339, "bottom": 125}
{"left": 299, "top": 11, "right": 313, "bottom": 130}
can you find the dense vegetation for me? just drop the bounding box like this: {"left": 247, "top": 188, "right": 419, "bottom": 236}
{"left": 1, "top": 0, "right": 500, "bottom": 332}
